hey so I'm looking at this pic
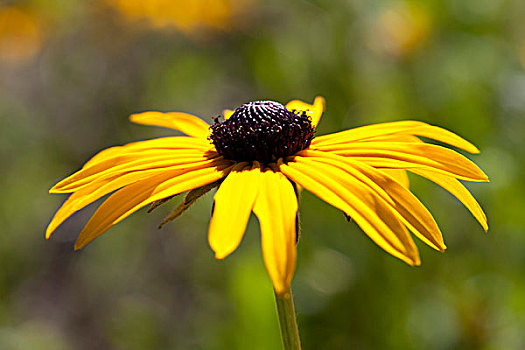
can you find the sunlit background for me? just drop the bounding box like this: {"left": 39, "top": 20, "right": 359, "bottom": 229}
{"left": 1, "top": 0, "right": 524, "bottom": 349}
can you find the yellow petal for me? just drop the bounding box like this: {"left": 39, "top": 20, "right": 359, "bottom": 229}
{"left": 130, "top": 111, "right": 210, "bottom": 138}
{"left": 51, "top": 150, "right": 221, "bottom": 193}
{"left": 209, "top": 162, "right": 261, "bottom": 259}
{"left": 285, "top": 96, "right": 325, "bottom": 127}
{"left": 119, "top": 136, "right": 212, "bottom": 151}
{"left": 253, "top": 168, "right": 298, "bottom": 295}
{"left": 411, "top": 169, "right": 488, "bottom": 231}
{"left": 298, "top": 153, "right": 397, "bottom": 206}
{"left": 309, "top": 142, "right": 488, "bottom": 182}
{"left": 74, "top": 163, "right": 233, "bottom": 250}
{"left": 46, "top": 167, "right": 191, "bottom": 239}
{"left": 367, "top": 167, "right": 445, "bottom": 251}
{"left": 82, "top": 146, "right": 124, "bottom": 169}
{"left": 297, "top": 152, "right": 445, "bottom": 252}
{"left": 279, "top": 158, "right": 420, "bottom": 266}
{"left": 82, "top": 136, "right": 213, "bottom": 169}
{"left": 223, "top": 109, "right": 234, "bottom": 120}
{"left": 382, "top": 169, "right": 410, "bottom": 188}
{"left": 359, "top": 134, "right": 419, "bottom": 188}
{"left": 355, "top": 132, "right": 418, "bottom": 187}
{"left": 312, "top": 120, "right": 480, "bottom": 153}
{"left": 360, "top": 134, "right": 422, "bottom": 144}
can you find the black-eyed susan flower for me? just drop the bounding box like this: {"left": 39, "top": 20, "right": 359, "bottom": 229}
{"left": 47, "top": 97, "right": 488, "bottom": 295}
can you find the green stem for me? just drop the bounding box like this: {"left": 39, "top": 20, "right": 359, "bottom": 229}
{"left": 275, "top": 289, "right": 302, "bottom": 350}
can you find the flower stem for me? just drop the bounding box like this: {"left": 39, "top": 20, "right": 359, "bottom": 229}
{"left": 275, "top": 289, "right": 302, "bottom": 350}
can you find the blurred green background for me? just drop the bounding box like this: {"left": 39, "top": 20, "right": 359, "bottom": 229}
{"left": 1, "top": 0, "right": 524, "bottom": 349}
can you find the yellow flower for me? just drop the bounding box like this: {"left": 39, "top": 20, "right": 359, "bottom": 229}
{"left": 47, "top": 97, "right": 488, "bottom": 294}
{"left": 369, "top": 2, "right": 431, "bottom": 58}
{"left": 106, "top": 0, "right": 252, "bottom": 33}
{"left": 0, "top": 6, "right": 44, "bottom": 64}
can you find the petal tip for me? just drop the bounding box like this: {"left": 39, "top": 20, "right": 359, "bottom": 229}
{"left": 403, "top": 252, "right": 421, "bottom": 266}
{"left": 49, "top": 182, "right": 65, "bottom": 193}
{"left": 411, "top": 257, "right": 422, "bottom": 266}
{"left": 44, "top": 229, "right": 53, "bottom": 240}
{"left": 273, "top": 284, "right": 291, "bottom": 296}
{"left": 128, "top": 112, "right": 146, "bottom": 123}
{"left": 73, "top": 238, "right": 87, "bottom": 251}
{"left": 479, "top": 172, "right": 489, "bottom": 182}
{"left": 214, "top": 251, "right": 228, "bottom": 260}
{"left": 462, "top": 143, "right": 480, "bottom": 154}
{"left": 49, "top": 187, "right": 74, "bottom": 194}
{"left": 314, "top": 95, "right": 326, "bottom": 106}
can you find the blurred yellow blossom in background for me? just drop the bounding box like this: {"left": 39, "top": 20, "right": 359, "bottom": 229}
{"left": 369, "top": 2, "right": 431, "bottom": 58}
{"left": 0, "top": 5, "right": 44, "bottom": 65}
{"left": 106, "top": 0, "right": 253, "bottom": 33}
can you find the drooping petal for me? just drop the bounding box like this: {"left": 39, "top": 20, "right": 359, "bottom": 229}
{"left": 334, "top": 133, "right": 419, "bottom": 188}
{"left": 82, "top": 146, "right": 124, "bottom": 169}
{"left": 294, "top": 152, "right": 446, "bottom": 252}
{"left": 51, "top": 150, "right": 220, "bottom": 193}
{"left": 74, "top": 163, "right": 234, "bottom": 250}
{"left": 410, "top": 169, "right": 488, "bottom": 231}
{"left": 130, "top": 111, "right": 211, "bottom": 138}
{"left": 46, "top": 166, "right": 194, "bottom": 238}
{"left": 382, "top": 169, "right": 410, "bottom": 188}
{"left": 357, "top": 130, "right": 486, "bottom": 229}
{"left": 209, "top": 162, "right": 261, "bottom": 259}
{"left": 361, "top": 134, "right": 418, "bottom": 188}
{"left": 309, "top": 142, "right": 488, "bottom": 182}
{"left": 285, "top": 96, "right": 325, "bottom": 127}
{"left": 364, "top": 167, "right": 445, "bottom": 251}
{"left": 279, "top": 159, "right": 420, "bottom": 266}
{"left": 312, "top": 120, "right": 480, "bottom": 154}
{"left": 358, "top": 123, "right": 485, "bottom": 229}
{"left": 295, "top": 154, "right": 398, "bottom": 207}
{"left": 252, "top": 168, "right": 298, "bottom": 295}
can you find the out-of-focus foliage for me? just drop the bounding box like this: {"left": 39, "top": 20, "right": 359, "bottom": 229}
{"left": 1, "top": 0, "right": 524, "bottom": 349}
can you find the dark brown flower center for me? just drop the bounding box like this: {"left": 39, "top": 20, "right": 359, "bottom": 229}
{"left": 209, "top": 101, "right": 315, "bottom": 163}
